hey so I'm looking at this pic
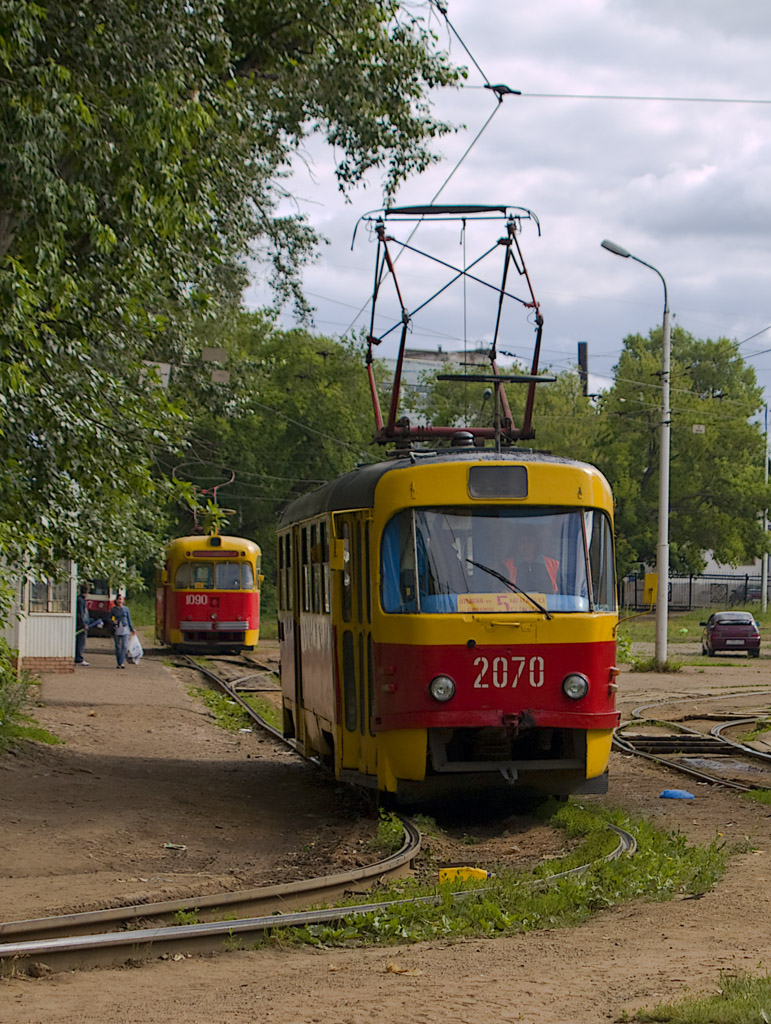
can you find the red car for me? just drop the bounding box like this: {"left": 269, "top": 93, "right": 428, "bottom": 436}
{"left": 701, "top": 611, "right": 760, "bottom": 658}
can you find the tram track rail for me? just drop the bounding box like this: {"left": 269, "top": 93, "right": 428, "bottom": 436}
{"left": 0, "top": 821, "right": 635, "bottom": 976}
{"left": 180, "top": 653, "right": 288, "bottom": 746}
{"left": 0, "top": 656, "right": 641, "bottom": 975}
{"left": 613, "top": 690, "right": 771, "bottom": 793}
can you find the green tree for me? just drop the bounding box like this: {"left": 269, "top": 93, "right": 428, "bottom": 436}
{"left": 159, "top": 312, "right": 381, "bottom": 608}
{"left": 407, "top": 361, "right": 601, "bottom": 463}
{"left": 597, "top": 327, "right": 771, "bottom": 575}
{"left": 0, "top": 1, "right": 461, "bottom": 587}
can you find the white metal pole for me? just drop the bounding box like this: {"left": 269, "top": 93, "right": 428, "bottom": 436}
{"left": 655, "top": 304, "right": 671, "bottom": 667}
{"left": 600, "top": 240, "right": 671, "bottom": 669}
{"left": 763, "top": 403, "right": 768, "bottom": 614}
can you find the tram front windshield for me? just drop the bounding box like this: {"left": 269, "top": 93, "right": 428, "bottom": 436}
{"left": 174, "top": 561, "right": 255, "bottom": 590}
{"left": 380, "top": 507, "right": 615, "bottom": 614}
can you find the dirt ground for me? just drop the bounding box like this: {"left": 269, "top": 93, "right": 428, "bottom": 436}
{"left": 3, "top": 643, "right": 771, "bottom": 1023}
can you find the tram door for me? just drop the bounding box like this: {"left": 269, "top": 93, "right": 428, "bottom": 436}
{"left": 291, "top": 525, "right": 307, "bottom": 753}
{"left": 336, "top": 514, "right": 376, "bottom": 778}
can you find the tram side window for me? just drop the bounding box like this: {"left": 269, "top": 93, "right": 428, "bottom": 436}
{"left": 283, "top": 534, "right": 293, "bottom": 610}
{"left": 341, "top": 522, "right": 352, "bottom": 622}
{"left": 311, "top": 523, "right": 322, "bottom": 613}
{"left": 241, "top": 562, "right": 255, "bottom": 590}
{"left": 191, "top": 562, "right": 214, "bottom": 589}
{"left": 216, "top": 562, "right": 241, "bottom": 589}
{"left": 301, "top": 528, "right": 311, "bottom": 612}
{"left": 355, "top": 521, "right": 363, "bottom": 623}
{"left": 277, "top": 533, "right": 289, "bottom": 609}
{"left": 381, "top": 510, "right": 417, "bottom": 613}
{"left": 586, "top": 510, "right": 616, "bottom": 611}
{"left": 321, "top": 521, "right": 330, "bottom": 614}
{"left": 365, "top": 522, "right": 371, "bottom": 624}
{"left": 174, "top": 563, "right": 191, "bottom": 589}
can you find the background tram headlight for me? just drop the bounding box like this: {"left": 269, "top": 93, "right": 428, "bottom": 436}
{"left": 429, "top": 675, "right": 456, "bottom": 702}
{"left": 562, "top": 673, "right": 589, "bottom": 700}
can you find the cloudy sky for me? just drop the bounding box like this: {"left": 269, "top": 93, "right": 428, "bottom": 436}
{"left": 245, "top": 0, "right": 771, "bottom": 404}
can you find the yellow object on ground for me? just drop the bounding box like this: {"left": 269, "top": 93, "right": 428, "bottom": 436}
{"left": 439, "top": 866, "right": 492, "bottom": 882}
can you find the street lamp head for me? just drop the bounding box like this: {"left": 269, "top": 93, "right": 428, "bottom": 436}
{"left": 600, "top": 239, "right": 631, "bottom": 258}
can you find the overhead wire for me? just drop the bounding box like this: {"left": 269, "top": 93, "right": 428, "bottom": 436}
{"left": 462, "top": 88, "right": 771, "bottom": 105}
{"left": 338, "top": 1, "right": 513, "bottom": 340}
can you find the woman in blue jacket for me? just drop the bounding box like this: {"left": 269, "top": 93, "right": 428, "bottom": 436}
{"left": 108, "top": 594, "right": 136, "bottom": 669}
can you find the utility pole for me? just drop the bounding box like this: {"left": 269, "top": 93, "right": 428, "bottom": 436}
{"left": 763, "top": 403, "right": 768, "bottom": 613}
{"left": 601, "top": 240, "right": 670, "bottom": 667}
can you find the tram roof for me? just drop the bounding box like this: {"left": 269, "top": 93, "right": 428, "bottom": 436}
{"left": 277, "top": 449, "right": 602, "bottom": 526}
{"left": 165, "top": 534, "right": 261, "bottom": 555}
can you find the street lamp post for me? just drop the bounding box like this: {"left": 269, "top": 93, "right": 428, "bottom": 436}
{"left": 763, "top": 404, "right": 768, "bottom": 614}
{"left": 601, "top": 239, "right": 671, "bottom": 668}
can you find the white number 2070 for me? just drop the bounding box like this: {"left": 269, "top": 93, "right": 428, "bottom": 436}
{"left": 472, "top": 655, "right": 545, "bottom": 689}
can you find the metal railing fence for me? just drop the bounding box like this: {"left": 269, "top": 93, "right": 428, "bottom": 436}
{"left": 620, "top": 572, "right": 768, "bottom": 611}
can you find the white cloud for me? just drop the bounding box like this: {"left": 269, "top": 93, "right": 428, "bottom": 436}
{"left": 244, "top": 0, "right": 771, "bottom": 402}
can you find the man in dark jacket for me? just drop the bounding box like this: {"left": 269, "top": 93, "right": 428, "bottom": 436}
{"left": 75, "top": 584, "right": 90, "bottom": 665}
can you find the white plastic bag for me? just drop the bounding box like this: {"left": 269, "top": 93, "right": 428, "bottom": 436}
{"left": 126, "top": 634, "right": 143, "bottom": 663}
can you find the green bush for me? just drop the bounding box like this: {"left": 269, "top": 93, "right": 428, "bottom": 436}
{"left": 0, "top": 638, "right": 55, "bottom": 751}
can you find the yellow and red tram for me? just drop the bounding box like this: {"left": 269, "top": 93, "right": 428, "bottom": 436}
{"left": 156, "top": 534, "right": 262, "bottom": 653}
{"left": 277, "top": 450, "right": 618, "bottom": 800}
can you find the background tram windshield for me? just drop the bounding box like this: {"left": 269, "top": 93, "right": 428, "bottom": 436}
{"left": 381, "top": 507, "right": 615, "bottom": 615}
{"left": 174, "top": 561, "right": 255, "bottom": 590}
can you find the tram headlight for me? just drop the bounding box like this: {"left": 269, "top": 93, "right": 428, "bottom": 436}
{"left": 429, "top": 675, "right": 456, "bottom": 702}
{"left": 562, "top": 673, "right": 589, "bottom": 700}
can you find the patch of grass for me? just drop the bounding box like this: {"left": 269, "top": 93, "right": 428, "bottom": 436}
{"left": 622, "top": 606, "right": 771, "bottom": 648}
{"left": 242, "top": 693, "right": 281, "bottom": 731}
{"left": 368, "top": 810, "right": 405, "bottom": 856}
{"left": 739, "top": 719, "right": 771, "bottom": 744}
{"left": 742, "top": 788, "right": 771, "bottom": 806}
{"left": 0, "top": 640, "right": 60, "bottom": 752}
{"left": 189, "top": 686, "right": 253, "bottom": 732}
{"left": 616, "top": 629, "right": 634, "bottom": 664}
{"left": 410, "top": 813, "right": 444, "bottom": 840}
{"left": 173, "top": 908, "right": 200, "bottom": 926}
{"left": 260, "top": 803, "right": 726, "bottom": 950}
{"left": 2, "top": 721, "right": 62, "bottom": 746}
{"left": 630, "top": 656, "right": 683, "bottom": 673}
{"left": 125, "top": 590, "right": 155, "bottom": 632}
{"left": 635, "top": 971, "right": 771, "bottom": 1023}
{"left": 188, "top": 684, "right": 281, "bottom": 732}
{"left": 259, "top": 618, "right": 278, "bottom": 641}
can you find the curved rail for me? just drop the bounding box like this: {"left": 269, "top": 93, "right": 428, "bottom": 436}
{"left": 0, "top": 822, "right": 634, "bottom": 975}
{"left": 0, "top": 818, "right": 421, "bottom": 946}
{"left": 180, "top": 653, "right": 289, "bottom": 746}
{"left": 614, "top": 689, "right": 771, "bottom": 791}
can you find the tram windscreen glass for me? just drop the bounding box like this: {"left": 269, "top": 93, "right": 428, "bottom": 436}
{"left": 190, "top": 562, "right": 214, "bottom": 588}
{"left": 381, "top": 507, "right": 608, "bottom": 614}
{"left": 468, "top": 466, "right": 527, "bottom": 498}
{"left": 216, "top": 562, "right": 242, "bottom": 589}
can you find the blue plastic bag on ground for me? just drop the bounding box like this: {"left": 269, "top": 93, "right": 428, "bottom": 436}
{"left": 660, "top": 789, "right": 694, "bottom": 800}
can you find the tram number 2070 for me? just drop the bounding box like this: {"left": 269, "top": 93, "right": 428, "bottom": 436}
{"left": 473, "top": 655, "right": 545, "bottom": 689}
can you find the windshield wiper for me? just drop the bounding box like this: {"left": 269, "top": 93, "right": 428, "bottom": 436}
{"left": 464, "top": 558, "right": 553, "bottom": 619}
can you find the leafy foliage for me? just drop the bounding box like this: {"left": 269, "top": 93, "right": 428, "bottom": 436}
{"left": 369, "top": 810, "right": 406, "bottom": 856}
{"left": 635, "top": 972, "right": 771, "bottom": 1023}
{"left": 597, "top": 327, "right": 771, "bottom": 575}
{"left": 261, "top": 804, "right": 726, "bottom": 949}
{"left": 0, "top": 639, "right": 60, "bottom": 749}
{"left": 0, "top": 1, "right": 461, "bottom": 589}
{"left": 408, "top": 328, "right": 771, "bottom": 577}
{"left": 159, "top": 312, "right": 382, "bottom": 607}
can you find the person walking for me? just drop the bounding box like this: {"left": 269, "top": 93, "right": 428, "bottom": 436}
{"left": 108, "top": 594, "right": 136, "bottom": 669}
{"left": 75, "top": 584, "right": 90, "bottom": 665}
